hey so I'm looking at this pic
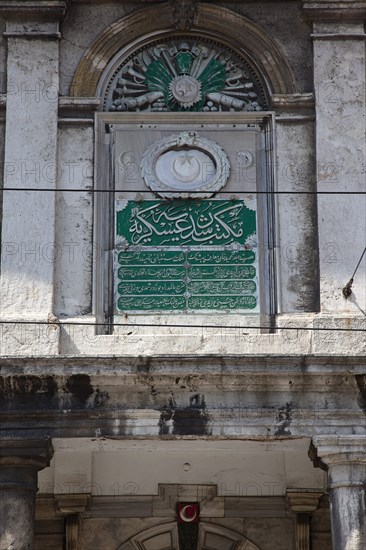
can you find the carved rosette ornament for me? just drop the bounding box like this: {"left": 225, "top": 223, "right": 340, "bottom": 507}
{"left": 140, "top": 131, "right": 230, "bottom": 198}
{"left": 105, "top": 37, "right": 267, "bottom": 112}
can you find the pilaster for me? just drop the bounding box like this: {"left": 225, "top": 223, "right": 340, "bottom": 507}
{"left": 272, "top": 94, "right": 319, "bottom": 314}
{"left": 287, "top": 490, "right": 323, "bottom": 550}
{"left": 303, "top": 0, "right": 366, "bottom": 314}
{"left": 0, "top": 0, "right": 68, "bottom": 353}
{"left": 56, "top": 494, "right": 90, "bottom": 550}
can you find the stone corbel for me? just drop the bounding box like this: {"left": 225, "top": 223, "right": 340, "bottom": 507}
{"left": 287, "top": 490, "right": 323, "bottom": 550}
{"left": 56, "top": 494, "right": 90, "bottom": 550}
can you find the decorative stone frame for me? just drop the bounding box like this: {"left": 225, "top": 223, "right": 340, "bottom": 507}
{"left": 94, "top": 111, "right": 276, "bottom": 326}
{"left": 71, "top": 3, "right": 297, "bottom": 100}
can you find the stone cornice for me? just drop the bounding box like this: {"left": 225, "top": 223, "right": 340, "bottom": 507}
{"left": 0, "top": 0, "right": 68, "bottom": 17}
{"left": 58, "top": 97, "right": 101, "bottom": 124}
{"left": 272, "top": 93, "right": 315, "bottom": 122}
{"left": 1, "top": 354, "right": 365, "bottom": 372}
{"left": 272, "top": 94, "right": 315, "bottom": 111}
{"left": 1, "top": 367, "right": 364, "bottom": 439}
{"left": 303, "top": 0, "right": 366, "bottom": 21}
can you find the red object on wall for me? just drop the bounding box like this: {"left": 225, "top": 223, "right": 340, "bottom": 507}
{"left": 177, "top": 503, "right": 200, "bottom": 523}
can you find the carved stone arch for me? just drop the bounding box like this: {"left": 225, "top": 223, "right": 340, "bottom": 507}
{"left": 71, "top": 3, "right": 296, "bottom": 100}
{"left": 116, "top": 521, "right": 262, "bottom": 550}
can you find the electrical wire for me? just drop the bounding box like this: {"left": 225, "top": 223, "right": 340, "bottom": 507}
{"left": 1, "top": 187, "right": 366, "bottom": 195}
{"left": 351, "top": 245, "right": 366, "bottom": 280}
{"left": 342, "top": 245, "right": 366, "bottom": 299}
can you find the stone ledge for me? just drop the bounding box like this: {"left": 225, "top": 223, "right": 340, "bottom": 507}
{"left": 3, "top": 31, "right": 61, "bottom": 38}
{"left": 0, "top": 0, "right": 67, "bottom": 17}
{"left": 1, "top": 353, "right": 365, "bottom": 372}
{"left": 58, "top": 96, "right": 101, "bottom": 119}
{"left": 272, "top": 93, "right": 315, "bottom": 121}
{"left": 272, "top": 93, "right": 315, "bottom": 111}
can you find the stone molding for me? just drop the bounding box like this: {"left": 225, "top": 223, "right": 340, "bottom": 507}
{"left": 271, "top": 94, "right": 315, "bottom": 112}
{"left": 303, "top": 0, "right": 366, "bottom": 20}
{"left": 58, "top": 96, "right": 101, "bottom": 123}
{"left": 0, "top": 438, "right": 54, "bottom": 470}
{"left": 312, "top": 435, "right": 366, "bottom": 457}
{"left": 0, "top": 0, "right": 68, "bottom": 17}
{"left": 272, "top": 93, "right": 315, "bottom": 122}
{"left": 71, "top": 3, "right": 296, "bottom": 98}
{"left": 38, "top": 490, "right": 288, "bottom": 520}
{"left": 1, "top": 358, "right": 364, "bottom": 438}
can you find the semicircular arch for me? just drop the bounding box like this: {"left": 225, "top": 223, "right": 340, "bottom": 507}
{"left": 71, "top": 3, "right": 296, "bottom": 100}
{"left": 116, "top": 520, "right": 262, "bottom": 550}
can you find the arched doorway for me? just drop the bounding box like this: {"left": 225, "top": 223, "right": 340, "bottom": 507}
{"left": 117, "top": 521, "right": 261, "bottom": 550}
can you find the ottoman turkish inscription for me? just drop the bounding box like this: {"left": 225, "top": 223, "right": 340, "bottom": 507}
{"left": 116, "top": 200, "right": 258, "bottom": 312}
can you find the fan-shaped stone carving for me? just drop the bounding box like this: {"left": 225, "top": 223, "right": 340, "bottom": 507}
{"left": 104, "top": 37, "right": 267, "bottom": 112}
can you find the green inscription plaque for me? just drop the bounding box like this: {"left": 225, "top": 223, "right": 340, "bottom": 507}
{"left": 116, "top": 200, "right": 255, "bottom": 247}
{"left": 115, "top": 200, "right": 258, "bottom": 313}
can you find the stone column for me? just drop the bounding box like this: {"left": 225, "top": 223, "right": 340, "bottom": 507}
{"left": 0, "top": 0, "right": 67, "bottom": 354}
{"left": 0, "top": 438, "right": 54, "bottom": 550}
{"left": 287, "top": 490, "right": 323, "bottom": 550}
{"left": 310, "top": 436, "right": 366, "bottom": 550}
{"left": 303, "top": 1, "right": 366, "bottom": 315}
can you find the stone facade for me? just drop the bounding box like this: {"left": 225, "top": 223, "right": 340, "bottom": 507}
{"left": 0, "top": 1, "right": 365, "bottom": 549}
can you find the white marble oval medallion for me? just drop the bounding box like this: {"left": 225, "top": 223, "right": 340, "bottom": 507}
{"left": 141, "top": 131, "right": 230, "bottom": 198}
